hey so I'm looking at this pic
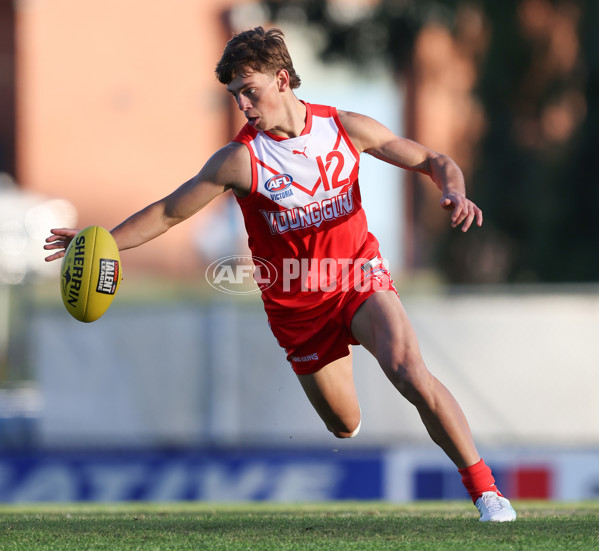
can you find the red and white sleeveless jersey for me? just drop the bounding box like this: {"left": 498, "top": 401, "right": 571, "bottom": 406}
{"left": 234, "top": 102, "right": 380, "bottom": 317}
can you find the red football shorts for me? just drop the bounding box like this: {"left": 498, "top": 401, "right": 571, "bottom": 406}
{"left": 267, "top": 255, "right": 398, "bottom": 375}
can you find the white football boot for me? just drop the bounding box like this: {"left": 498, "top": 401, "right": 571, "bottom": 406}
{"left": 475, "top": 491, "right": 517, "bottom": 522}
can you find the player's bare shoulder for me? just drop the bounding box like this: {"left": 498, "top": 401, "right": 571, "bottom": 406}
{"left": 337, "top": 110, "right": 391, "bottom": 154}
{"left": 206, "top": 141, "right": 252, "bottom": 196}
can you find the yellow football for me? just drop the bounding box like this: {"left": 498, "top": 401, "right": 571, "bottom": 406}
{"left": 60, "top": 226, "right": 122, "bottom": 322}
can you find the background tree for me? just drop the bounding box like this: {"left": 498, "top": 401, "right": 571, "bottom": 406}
{"left": 262, "top": 0, "right": 596, "bottom": 283}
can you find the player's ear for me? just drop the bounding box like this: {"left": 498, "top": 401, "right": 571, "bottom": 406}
{"left": 276, "top": 69, "right": 290, "bottom": 92}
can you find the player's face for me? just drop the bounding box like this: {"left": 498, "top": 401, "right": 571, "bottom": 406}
{"left": 226, "top": 70, "right": 282, "bottom": 132}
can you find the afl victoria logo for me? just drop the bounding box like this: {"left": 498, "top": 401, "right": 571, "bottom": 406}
{"left": 205, "top": 255, "right": 278, "bottom": 295}
{"left": 264, "top": 174, "right": 292, "bottom": 193}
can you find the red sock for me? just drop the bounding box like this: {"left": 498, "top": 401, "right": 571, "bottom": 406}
{"left": 458, "top": 459, "right": 502, "bottom": 503}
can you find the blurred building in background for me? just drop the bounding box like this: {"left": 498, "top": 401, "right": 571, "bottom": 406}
{"left": 0, "top": 0, "right": 598, "bottom": 504}
{"left": 13, "top": 0, "right": 238, "bottom": 276}
{"left": 9, "top": 0, "right": 410, "bottom": 278}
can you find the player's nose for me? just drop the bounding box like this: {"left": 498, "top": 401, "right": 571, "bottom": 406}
{"left": 237, "top": 95, "right": 251, "bottom": 111}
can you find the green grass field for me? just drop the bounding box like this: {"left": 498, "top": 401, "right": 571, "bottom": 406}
{"left": 0, "top": 501, "right": 598, "bottom": 550}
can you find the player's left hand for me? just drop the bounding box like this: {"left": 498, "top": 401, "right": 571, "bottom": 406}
{"left": 440, "top": 193, "right": 483, "bottom": 232}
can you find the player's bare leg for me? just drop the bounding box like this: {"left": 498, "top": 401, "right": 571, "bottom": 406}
{"left": 350, "top": 291, "right": 480, "bottom": 469}
{"left": 296, "top": 351, "right": 362, "bottom": 438}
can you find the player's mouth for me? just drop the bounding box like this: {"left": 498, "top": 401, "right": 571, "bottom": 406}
{"left": 247, "top": 116, "right": 259, "bottom": 126}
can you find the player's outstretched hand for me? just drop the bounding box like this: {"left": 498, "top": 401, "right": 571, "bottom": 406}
{"left": 440, "top": 193, "right": 483, "bottom": 232}
{"left": 44, "top": 228, "right": 79, "bottom": 262}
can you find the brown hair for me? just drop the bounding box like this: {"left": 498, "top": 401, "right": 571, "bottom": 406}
{"left": 215, "top": 27, "right": 301, "bottom": 89}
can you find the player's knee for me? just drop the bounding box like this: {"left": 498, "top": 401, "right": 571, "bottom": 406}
{"left": 330, "top": 419, "right": 361, "bottom": 439}
{"left": 385, "top": 355, "right": 434, "bottom": 405}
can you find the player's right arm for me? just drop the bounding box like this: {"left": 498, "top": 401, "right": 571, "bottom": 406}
{"left": 44, "top": 142, "right": 251, "bottom": 262}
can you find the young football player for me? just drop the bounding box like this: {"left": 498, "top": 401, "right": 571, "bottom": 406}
{"left": 45, "top": 26, "right": 516, "bottom": 521}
